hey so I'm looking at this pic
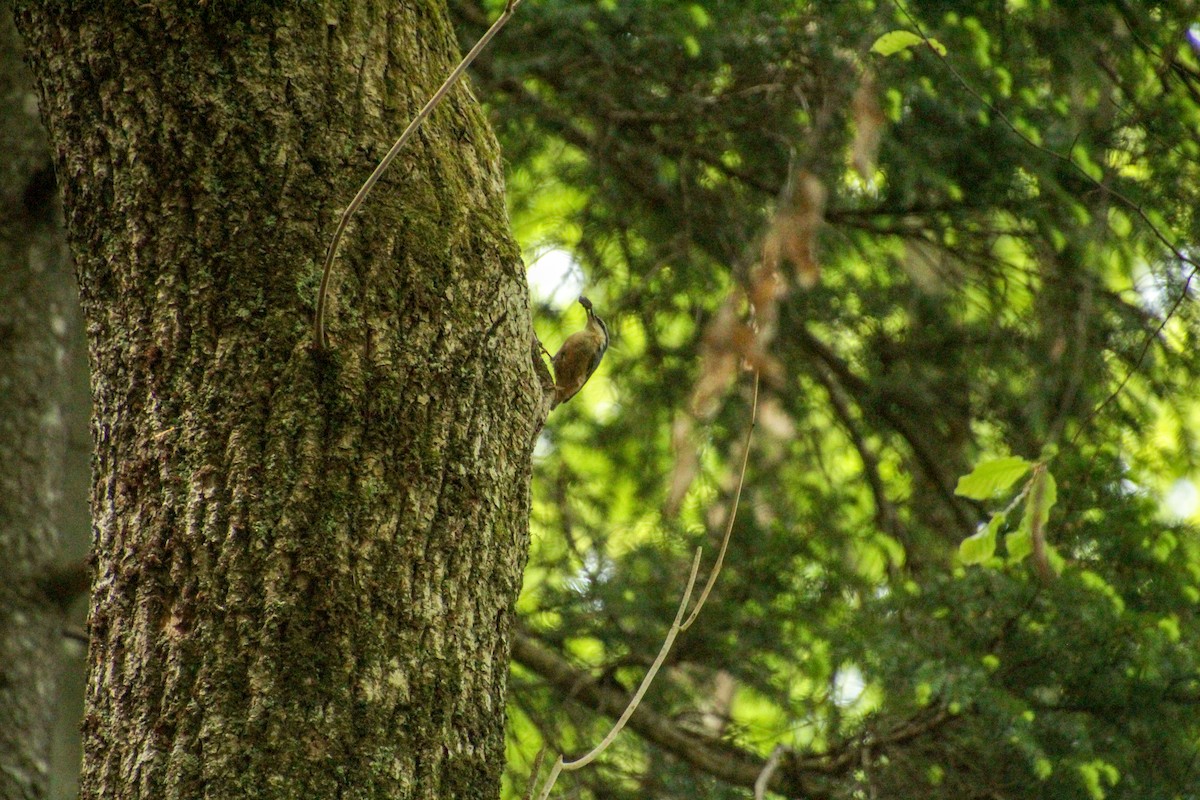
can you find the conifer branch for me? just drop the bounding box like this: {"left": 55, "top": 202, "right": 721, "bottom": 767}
{"left": 891, "top": 0, "right": 1197, "bottom": 443}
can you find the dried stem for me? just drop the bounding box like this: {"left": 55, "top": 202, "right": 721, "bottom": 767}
{"left": 313, "top": 0, "right": 523, "bottom": 349}
{"left": 1026, "top": 464, "right": 1054, "bottom": 583}
{"left": 532, "top": 548, "right": 704, "bottom": 800}
{"left": 681, "top": 370, "right": 760, "bottom": 631}
{"left": 754, "top": 744, "right": 787, "bottom": 800}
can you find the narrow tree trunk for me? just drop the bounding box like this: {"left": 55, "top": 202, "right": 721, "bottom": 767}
{"left": 0, "top": 5, "right": 78, "bottom": 799}
{"left": 15, "top": 3, "right": 542, "bottom": 798}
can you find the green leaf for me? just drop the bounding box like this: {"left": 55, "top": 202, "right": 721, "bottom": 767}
{"left": 687, "top": 4, "right": 711, "bottom": 27}
{"left": 870, "top": 30, "right": 947, "bottom": 57}
{"left": 959, "top": 513, "right": 1005, "bottom": 564}
{"left": 1006, "top": 529, "right": 1033, "bottom": 562}
{"left": 1106, "top": 208, "right": 1133, "bottom": 237}
{"left": 955, "top": 457, "right": 1033, "bottom": 500}
{"left": 1157, "top": 615, "right": 1181, "bottom": 642}
{"left": 871, "top": 31, "right": 925, "bottom": 56}
{"left": 959, "top": 528, "right": 995, "bottom": 564}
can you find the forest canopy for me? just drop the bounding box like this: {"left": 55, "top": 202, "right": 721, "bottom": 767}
{"left": 451, "top": 1, "right": 1200, "bottom": 798}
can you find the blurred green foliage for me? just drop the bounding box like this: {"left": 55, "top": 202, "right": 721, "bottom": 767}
{"left": 454, "top": 1, "right": 1200, "bottom": 797}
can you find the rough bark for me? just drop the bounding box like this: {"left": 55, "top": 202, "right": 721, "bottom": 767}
{"left": 0, "top": 5, "right": 80, "bottom": 800}
{"left": 15, "top": 3, "right": 542, "bottom": 799}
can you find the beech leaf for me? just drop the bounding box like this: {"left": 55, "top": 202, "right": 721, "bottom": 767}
{"left": 955, "top": 457, "right": 1033, "bottom": 500}
{"left": 871, "top": 31, "right": 923, "bottom": 55}
{"left": 1006, "top": 529, "right": 1033, "bottom": 562}
{"left": 960, "top": 512, "right": 1005, "bottom": 565}
{"left": 870, "top": 30, "right": 946, "bottom": 57}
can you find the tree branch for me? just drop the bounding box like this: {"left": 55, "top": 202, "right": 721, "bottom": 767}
{"left": 891, "top": 0, "right": 1199, "bottom": 444}
{"left": 514, "top": 628, "right": 833, "bottom": 798}
{"left": 808, "top": 360, "right": 902, "bottom": 538}
{"left": 515, "top": 626, "right": 959, "bottom": 796}
{"left": 531, "top": 549, "right": 703, "bottom": 798}
{"left": 797, "top": 328, "right": 978, "bottom": 532}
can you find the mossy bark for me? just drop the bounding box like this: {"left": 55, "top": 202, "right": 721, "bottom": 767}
{"left": 15, "top": 3, "right": 542, "bottom": 798}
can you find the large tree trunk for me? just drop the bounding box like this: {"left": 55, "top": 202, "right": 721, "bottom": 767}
{"left": 15, "top": 3, "right": 542, "bottom": 798}
{"left": 0, "top": 5, "right": 82, "bottom": 800}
